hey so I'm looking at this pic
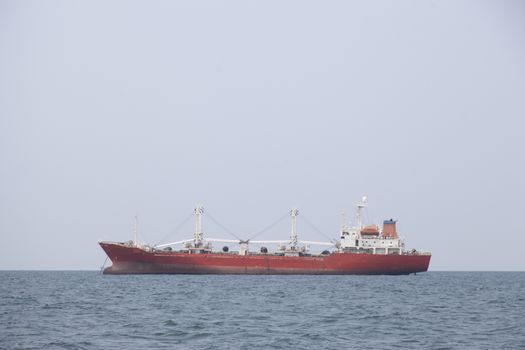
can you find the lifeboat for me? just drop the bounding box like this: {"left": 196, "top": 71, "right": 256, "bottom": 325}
{"left": 360, "top": 225, "right": 380, "bottom": 236}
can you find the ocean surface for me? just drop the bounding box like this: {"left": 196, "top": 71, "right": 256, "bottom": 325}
{"left": 0, "top": 272, "right": 524, "bottom": 350}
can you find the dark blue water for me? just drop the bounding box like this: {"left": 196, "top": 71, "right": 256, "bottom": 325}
{"left": 1, "top": 272, "right": 524, "bottom": 349}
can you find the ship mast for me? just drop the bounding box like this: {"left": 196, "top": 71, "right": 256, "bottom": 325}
{"left": 356, "top": 196, "right": 367, "bottom": 229}
{"left": 194, "top": 206, "right": 204, "bottom": 247}
{"left": 290, "top": 208, "right": 299, "bottom": 250}
{"left": 133, "top": 215, "right": 139, "bottom": 247}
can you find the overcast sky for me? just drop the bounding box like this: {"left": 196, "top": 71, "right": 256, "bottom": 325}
{"left": 1, "top": 0, "right": 524, "bottom": 270}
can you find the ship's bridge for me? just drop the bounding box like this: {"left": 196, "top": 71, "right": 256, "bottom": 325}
{"left": 339, "top": 198, "right": 404, "bottom": 255}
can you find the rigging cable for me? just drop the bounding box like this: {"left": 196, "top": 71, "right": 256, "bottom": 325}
{"left": 153, "top": 211, "right": 195, "bottom": 246}
{"left": 247, "top": 212, "right": 290, "bottom": 241}
{"left": 299, "top": 214, "right": 338, "bottom": 243}
{"left": 205, "top": 210, "right": 243, "bottom": 241}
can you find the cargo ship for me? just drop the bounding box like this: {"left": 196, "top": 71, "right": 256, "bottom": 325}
{"left": 99, "top": 197, "right": 431, "bottom": 275}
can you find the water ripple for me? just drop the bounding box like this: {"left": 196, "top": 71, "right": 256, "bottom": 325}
{"left": 0, "top": 272, "right": 524, "bottom": 349}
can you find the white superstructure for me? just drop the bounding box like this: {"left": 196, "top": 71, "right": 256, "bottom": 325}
{"left": 339, "top": 197, "right": 405, "bottom": 255}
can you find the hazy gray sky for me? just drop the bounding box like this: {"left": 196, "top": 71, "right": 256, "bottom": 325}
{"left": 1, "top": 0, "right": 524, "bottom": 270}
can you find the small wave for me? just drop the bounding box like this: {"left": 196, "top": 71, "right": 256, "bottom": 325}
{"left": 164, "top": 319, "right": 178, "bottom": 326}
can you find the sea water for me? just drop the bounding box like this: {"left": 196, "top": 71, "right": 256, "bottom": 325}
{"left": 1, "top": 271, "right": 524, "bottom": 349}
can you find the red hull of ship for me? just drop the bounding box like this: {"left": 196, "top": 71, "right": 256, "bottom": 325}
{"left": 100, "top": 242, "right": 431, "bottom": 275}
